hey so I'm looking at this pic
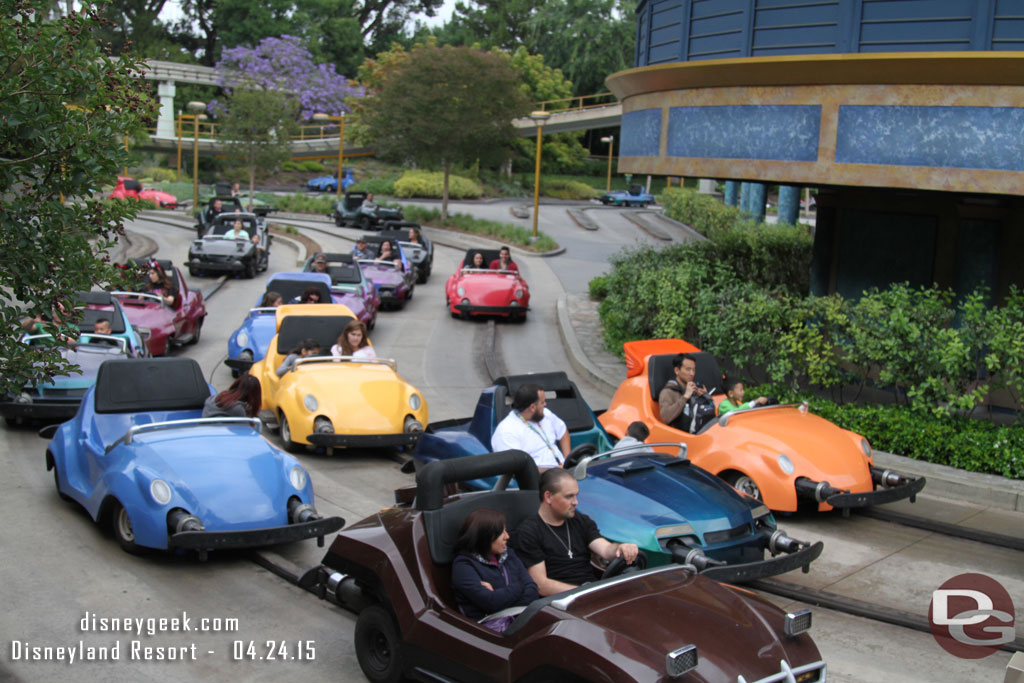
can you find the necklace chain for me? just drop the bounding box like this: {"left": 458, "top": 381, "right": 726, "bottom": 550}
{"left": 544, "top": 520, "right": 573, "bottom": 559}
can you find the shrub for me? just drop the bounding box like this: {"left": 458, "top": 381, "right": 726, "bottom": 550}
{"left": 394, "top": 170, "right": 483, "bottom": 199}
{"left": 141, "top": 167, "right": 178, "bottom": 183}
{"left": 271, "top": 193, "right": 335, "bottom": 214}
{"left": 298, "top": 160, "right": 326, "bottom": 172}
{"left": 400, "top": 204, "right": 557, "bottom": 252}
{"left": 661, "top": 187, "right": 747, "bottom": 237}
{"left": 541, "top": 178, "right": 597, "bottom": 200}
{"left": 281, "top": 160, "right": 300, "bottom": 171}
{"left": 589, "top": 274, "right": 609, "bottom": 300}
{"left": 350, "top": 176, "right": 396, "bottom": 195}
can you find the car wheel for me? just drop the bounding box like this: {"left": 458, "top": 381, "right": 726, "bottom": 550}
{"left": 4, "top": 416, "right": 17, "bottom": 427}
{"left": 279, "top": 412, "right": 301, "bottom": 453}
{"left": 357, "top": 214, "right": 371, "bottom": 231}
{"left": 416, "top": 269, "right": 428, "bottom": 284}
{"left": 50, "top": 456, "right": 72, "bottom": 501}
{"left": 187, "top": 318, "right": 203, "bottom": 345}
{"left": 355, "top": 605, "right": 404, "bottom": 683}
{"left": 244, "top": 259, "right": 256, "bottom": 279}
{"left": 725, "top": 471, "right": 762, "bottom": 500}
{"left": 367, "top": 314, "right": 376, "bottom": 331}
{"left": 111, "top": 501, "right": 144, "bottom": 555}
{"left": 188, "top": 265, "right": 200, "bottom": 277}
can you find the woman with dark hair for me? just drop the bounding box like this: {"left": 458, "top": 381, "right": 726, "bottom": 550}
{"left": 260, "top": 291, "right": 283, "bottom": 308}
{"left": 330, "top": 319, "right": 376, "bottom": 359}
{"left": 378, "top": 240, "right": 402, "bottom": 270}
{"left": 469, "top": 252, "right": 485, "bottom": 269}
{"left": 145, "top": 265, "right": 178, "bottom": 306}
{"left": 299, "top": 287, "right": 322, "bottom": 304}
{"left": 276, "top": 338, "right": 321, "bottom": 376}
{"left": 451, "top": 508, "right": 538, "bottom": 633}
{"left": 203, "top": 375, "right": 262, "bottom": 418}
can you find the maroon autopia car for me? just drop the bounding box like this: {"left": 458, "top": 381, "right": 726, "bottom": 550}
{"left": 112, "top": 259, "right": 206, "bottom": 356}
{"left": 306, "top": 451, "right": 826, "bottom": 683}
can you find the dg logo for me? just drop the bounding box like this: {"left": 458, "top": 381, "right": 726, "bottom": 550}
{"left": 929, "top": 573, "right": 1016, "bottom": 659}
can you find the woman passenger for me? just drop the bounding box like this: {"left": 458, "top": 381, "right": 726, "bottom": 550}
{"left": 145, "top": 265, "right": 177, "bottom": 306}
{"left": 378, "top": 240, "right": 402, "bottom": 270}
{"left": 331, "top": 320, "right": 376, "bottom": 359}
{"left": 203, "top": 375, "right": 262, "bottom": 418}
{"left": 469, "top": 252, "right": 485, "bottom": 269}
{"left": 260, "top": 291, "right": 283, "bottom": 308}
{"left": 300, "top": 287, "right": 322, "bottom": 304}
{"left": 451, "top": 508, "right": 537, "bottom": 633}
{"left": 276, "top": 338, "right": 321, "bottom": 376}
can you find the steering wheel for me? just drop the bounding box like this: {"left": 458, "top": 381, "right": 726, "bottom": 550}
{"left": 600, "top": 550, "right": 648, "bottom": 580}
{"left": 562, "top": 443, "right": 598, "bottom": 470}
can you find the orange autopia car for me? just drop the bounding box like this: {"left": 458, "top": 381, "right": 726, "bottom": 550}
{"left": 599, "top": 339, "right": 926, "bottom": 512}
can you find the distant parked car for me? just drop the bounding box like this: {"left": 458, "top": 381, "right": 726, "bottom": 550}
{"left": 108, "top": 177, "right": 178, "bottom": 209}
{"left": 599, "top": 183, "right": 655, "bottom": 207}
{"left": 307, "top": 169, "right": 355, "bottom": 193}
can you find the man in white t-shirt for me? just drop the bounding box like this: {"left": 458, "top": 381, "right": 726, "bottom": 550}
{"left": 491, "top": 383, "right": 570, "bottom": 470}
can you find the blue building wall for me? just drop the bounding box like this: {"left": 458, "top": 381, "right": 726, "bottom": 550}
{"left": 636, "top": 0, "right": 1024, "bottom": 67}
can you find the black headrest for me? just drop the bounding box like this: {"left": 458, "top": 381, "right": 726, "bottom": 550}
{"left": 416, "top": 451, "right": 539, "bottom": 511}
{"left": 381, "top": 221, "right": 420, "bottom": 231}
{"left": 123, "top": 178, "right": 142, "bottom": 191}
{"left": 76, "top": 291, "right": 113, "bottom": 306}
{"left": 94, "top": 358, "right": 210, "bottom": 414}
{"left": 214, "top": 181, "right": 233, "bottom": 195}
{"left": 422, "top": 491, "right": 541, "bottom": 565}
{"left": 321, "top": 253, "right": 353, "bottom": 263}
{"left": 270, "top": 279, "right": 332, "bottom": 305}
{"left": 494, "top": 373, "right": 593, "bottom": 432}
{"left": 463, "top": 248, "right": 500, "bottom": 266}
{"left": 210, "top": 216, "right": 256, "bottom": 234}
{"left": 360, "top": 234, "right": 391, "bottom": 245}
{"left": 328, "top": 265, "right": 361, "bottom": 285}
{"left": 208, "top": 196, "right": 241, "bottom": 208}
{"left": 276, "top": 314, "right": 354, "bottom": 354}
{"left": 79, "top": 309, "right": 126, "bottom": 334}
{"left": 346, "top": 191, "right": 367, "bottom": 200}
{"left": 648, "top": 351, "right": 724, "bottom": 401}
{"left": 628, "top": 183, "right": 644, "bottom": 196}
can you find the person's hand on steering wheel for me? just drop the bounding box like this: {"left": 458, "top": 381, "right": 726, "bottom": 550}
{"left": 616, "top": 542, "right": 640, "bottom": 565}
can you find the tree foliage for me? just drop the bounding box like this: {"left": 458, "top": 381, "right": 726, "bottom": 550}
{"left": 0, "top": 1, "right": 155, "bottom": 395}
{"left": 214, "top": 88, "right": 298, "bottom": 203}
{"left": 360, "top": 45, "right": 529, "bottom": 219}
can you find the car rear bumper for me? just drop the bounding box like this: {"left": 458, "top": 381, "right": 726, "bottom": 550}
{"left": 168, "top": 516, "right": 345, "bottom": 550}
{"left": 0, "top": 400, "right": 80, "bottom": 420}
{"left": 307, "top": 432, "right": 423, "bottom": 448}
{"left": 699, "top": 541, "right": 824, "bottom": 584}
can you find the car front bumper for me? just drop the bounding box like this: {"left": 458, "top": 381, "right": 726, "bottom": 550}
{"left": 699, "top": 541, "right": 824, "bottom": 584}
{"left": 0, "top": 400, "right": 81, "bottom": 421}
{"left": 454, "top": 303, "right": 529, "bottom": 316}
{"left": 307, "top": 432, "right": 423, "bottom": 448}
{"left": 825, "top": 475, "right": 927, "bottom": 508}
{"left": 168, "top": 516, "right": 345, "bottom": 550}
{"left": 188, "top": 258, "right": 247, "bottom": 273}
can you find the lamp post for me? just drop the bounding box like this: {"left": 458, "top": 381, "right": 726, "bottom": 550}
{"left": 313, "top": 113, "right": 346, "bottom": 200}
{"left": 187, "top": 101, "right": 206, "bottom": 210}
{"left": 600, "top": 135, "right": 614, "bottom": 192}
{"left": 529, "top": 110, "right": 551, "bottom": 239}
{"left": 176, "top": 112, "right": 183, "bottom": 181}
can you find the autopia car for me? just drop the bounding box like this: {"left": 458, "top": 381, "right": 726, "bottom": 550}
{"left": 43, "top": 357, "right": 344, "bottom": 557}
{"left": 108, "top": 176, "right": 178, "bottom": 209}
{"left": 380, "top": 223, "right": 433, "bottom": 284}
{"left": 599, "top": 183, "right": 655, "bottom": 207}
{"left": 300, "top": 255, "right": 380, "bottom": 328}
{"left": 248, "top": 304, "right": 428, "bottom": 452}
{"left": 329, "top": 191, "right": 403, "bottom": 229}
{"left": 600, "top": 339, "right": 926, "bottom": 512}
{"left": 445, "top": 247, "right": 530, "bottom": 321}
{"left": 187, "top": 211, "right": 270, "bottom": 278}
{"left": 412, "top": 372, "right": 822, "bottom": 582}
{"left": 113, "top": 259, "right": 206, "bottom": 356}
{"left": 307, "top": 451, "right": 826, "bottom": 683}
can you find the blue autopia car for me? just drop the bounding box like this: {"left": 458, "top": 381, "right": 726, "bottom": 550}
{"left": 598, "top": 183, "right": 656, "bottom": 207}
{"left": 307, "top": 169, "right": 354, "bottom": 193}
{"left": 44, "top": 357, "right": 344, "bottom": 557}
{"left": 411, "top": 372, "right": 823, "bottom": 583}
{"left": 77, "top": 290, "right": 149, "bottom": 358}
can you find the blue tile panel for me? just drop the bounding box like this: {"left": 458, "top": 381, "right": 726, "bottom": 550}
{"left": 835, "top": 105, "right": 1024, "bottom": 171}
{"left": 666, "top": 105, "right": 821, "bottom": 162}
{"left": 620, "top": 109, "right": 663, "bottom": 157}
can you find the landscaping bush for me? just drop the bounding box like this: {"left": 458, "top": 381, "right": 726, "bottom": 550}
{"left": 299, "top": 160, "right": 325, "bottom": 172}
{"left": 589, "top": 274, "right": 609, "bottom": 300}
{"left": 271, "top": 193, "right": 335, "bottom": 214}
{"left": 350, "top": 176, "right": 396, "bottom": 195}
{"left": 660, "top": 187, "right": 748, "bottom": 237}
{"left": 281, "top": 161, "right": 300, "bottom": 171}
{"left": 400, "top": 204, "right": 557, "bottom": 252}
{"left": 394, "top": 170, "right": 483, "bottom": 199}
{"left": 141, "top": 167, "right": 179, "bottom": 183}
{"left": 540, "top": 178, "right": 597, "bottom": 200}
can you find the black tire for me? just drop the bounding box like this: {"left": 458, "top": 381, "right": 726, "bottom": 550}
{"left": 355, "top": 605, "right": 404, "bottom": 683}
{"left": 335, "top": 215, "right": 345, "bottom": 228}
{"left": 279, "top": 412, "right": 301, "bottom": 453}
{"left": 357, "top": 214, "right": 371, "bottom": 231}
{"left": 4, "top": 416, "right": 17, "bottom": 427}
{"left": 187, "top": 318, "right": 203, "bottom": 345}
{"left": 110, "top": 501, "right": 145, "bottom": 555}
{"left": 367, "top": 314, "right": 376, "bottom": 331}
{"left": 244, "top": 258, "right": 256, "bottom": 279}
{"left": 188, "top": 265, "right": 200, "bottom": 277}
{"left": 51, "top": 456, "right": 72, "bottom": 501}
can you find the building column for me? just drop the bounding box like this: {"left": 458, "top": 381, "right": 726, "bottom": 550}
{"left": 748, "top": 182, "right": 767, "bottom": 223}
{"left": 778, "top": 185, "right": 801, "bottom": 225}
{"left": 156, "top": 80, "right": 176, "bottom": 138}
{"left": 698, "top": 178, "right": 716, "bottom": 194}
{"left": 724, "top": 181, "right": 739, "bottom": 206}
{"left": 739, "top": 182, "right": 751, "bottom": 212}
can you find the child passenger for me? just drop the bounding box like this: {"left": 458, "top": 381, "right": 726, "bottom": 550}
{"left": 717, "top": 377, "right": 768, "bottom": 416}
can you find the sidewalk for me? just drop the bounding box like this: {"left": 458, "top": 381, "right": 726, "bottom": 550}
{"left": 555, "top": 292, "right": 1024, "bottom": 513}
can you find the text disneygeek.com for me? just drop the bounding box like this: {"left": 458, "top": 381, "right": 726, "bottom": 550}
{"left": 8, "top": 612, "right": 315, "bottom": 664}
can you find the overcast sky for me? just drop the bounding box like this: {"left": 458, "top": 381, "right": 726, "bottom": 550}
{"left": 160, "top": 0, "right": 458, "bottom": 30}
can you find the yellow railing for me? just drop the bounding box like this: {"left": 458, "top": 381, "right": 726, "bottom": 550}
{"left": 535, "top": 92, "right": 618, "bottom": 112}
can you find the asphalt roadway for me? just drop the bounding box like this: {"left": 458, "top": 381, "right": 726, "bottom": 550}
{"left": 1, "top": 198, "right": 1020, "bottom": 682}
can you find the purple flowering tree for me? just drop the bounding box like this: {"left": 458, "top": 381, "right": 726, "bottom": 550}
{"left": 213, "top": 35, "right": 363, "bottom": 119}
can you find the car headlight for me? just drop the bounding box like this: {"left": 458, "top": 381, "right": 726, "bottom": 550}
{"left": 289, "top": 466, "right": 307, "bottom": 490}
{"left": 861, "top": 438, "right": 872, "bottom": 459}
{"left": 409, "top": 393, "right": 421, "bottom": 411}
{"left": 514, "top": 288, "right": 524, "bottom": 298}
{"left": 236, "top": 330, "right": 250, "bottom": 347}
{"left": 303, "top": 394, "right": 318, "bottom": 411}
{"left": 457, "top": 286, "right": 465, "bottom": 296}
{"left": 150, "top": 479, "right": 172, "bottom": 505}
{"left": 777, "top": 454, "right": 795, "bottom": 475}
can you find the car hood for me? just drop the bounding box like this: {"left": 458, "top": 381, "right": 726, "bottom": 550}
{"left": 713, "top": 405, "right": 868, "bottom": 487}
{"left": 565, "top": 570, "right": 819, "bottom": 680}
{"left": 579, "top": 457, "right": 754, "bottom": 542}
{"left": 456, "top": 273, "right": 522, "bottom": 302}
{"left": 286, "top": 363, "right": 413, "bottom": 432}
{"left": 330, "top": 291, "right": 369, "bottom": 320}
{"left": 126, "top": 427, "right": 300, "bottom": 528}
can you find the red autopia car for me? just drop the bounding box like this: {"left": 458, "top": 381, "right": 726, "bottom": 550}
{"left": 445, "top": 248, "right": 529, "bottom": 321}
{"left": 108, "top": 177, "right": 179, "bottom": 209}
{"left": 306, "top": 450, "right": 826, "bottom": 683}
{"left": 111, "top": 259, "right": 206, "bottom": 356}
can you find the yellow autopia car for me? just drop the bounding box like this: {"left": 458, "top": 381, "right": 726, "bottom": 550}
{"left": 249, "top": 304, "right": 428, "bottom": 452}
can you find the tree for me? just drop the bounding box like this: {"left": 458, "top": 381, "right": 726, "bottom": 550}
{"left": 361, "top": 46, "right": 529, "bottom": 219}
{"left": 0, "top": 1, "right": 155, "bottom": 395}
{"left": 214, "top": 88, "right": 298, "bottom": 204}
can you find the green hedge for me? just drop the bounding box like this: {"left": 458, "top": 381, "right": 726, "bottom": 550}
{"left": 394, "top": 170, "right": 483, "bottom": 199}
{"left": 540, "top": 178, "right": 598, "bottom": 200}
{"left": 748, "top": 384, "right": 1024, "bottom": 479}
{"left": 271, "top": 193, "right": 336, "bottom": 214}
{"left": 400, "top": 204, "right": 557, "bottom": 252}
{"left": 350, "top": 176, "right": 396, "bottom": 195}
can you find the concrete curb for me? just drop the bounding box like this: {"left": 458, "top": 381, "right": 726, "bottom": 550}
{"left": 553, "top": 295, "right": 1024, "bottom": 512}
{"left": 622, "top": 212, "right": 672, "bottom": 241}
{"left": 567, "top": 208, "right": 599, "bottom": 231}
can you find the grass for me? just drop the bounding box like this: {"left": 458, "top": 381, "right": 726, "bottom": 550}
{"left": 401, "top": 205, "right": 558, "bottom": 252}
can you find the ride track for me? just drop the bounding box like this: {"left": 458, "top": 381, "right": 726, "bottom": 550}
{"left": 147, "top": 210, "right": 1024, "bottom": 646}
